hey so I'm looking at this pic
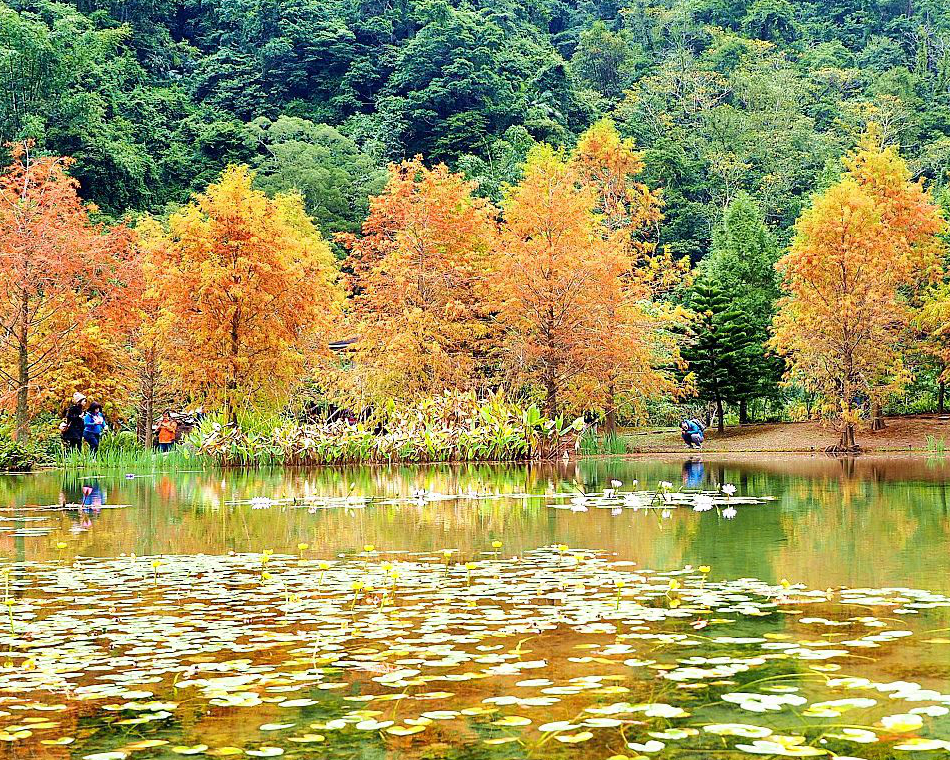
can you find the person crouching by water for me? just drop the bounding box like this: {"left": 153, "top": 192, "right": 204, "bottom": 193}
{"left": 82, "top": 402, "right": 108, "bottom": 454}
{"left": 60, "top": 392, "right": 86, "bottom": 451}
{"left": 156, "top": 410, "right": 177, "bottom": 453}
{"left": 680, "top": 418, "right": 704, "bottom": 449}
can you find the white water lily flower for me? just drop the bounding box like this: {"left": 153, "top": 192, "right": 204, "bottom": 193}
{"left": 721, "top": 483, "right": 737, "bottom": 496}
{"left": 693, "top": 495, "right": 715, "bottom": 511}
{"left": 610, "top": 479, "right": 622, "bottom": 488}
{"left": 722, "top": 506, "right": 738, "bottom": 519}
{"left": 249, "top": 497, "right": 273, "bottom": 509}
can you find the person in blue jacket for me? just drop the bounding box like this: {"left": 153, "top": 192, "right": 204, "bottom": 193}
{"left": 680, "top": 418, "right": 704, "bottom": 449}
{"left": 82, "top": 402, "right": 108, "bottom": 453}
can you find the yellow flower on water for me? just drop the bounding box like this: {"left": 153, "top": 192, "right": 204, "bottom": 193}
{"left": 465, "top": 562, "right": 477, "bottom": 570}
{"left": 668, "top": 579, "right": 680, "bottom": 591}
{"left": 297, "top": 543, "right": 309, "bottom": 552}
{"left": 491, "top": 540, "right": 503, "bottom": 549}
{"left": 55, "top": 542, "right": 67, "bottom": 550}
{"left": 557, "top": 544, "right": 568, "bottom": 553}
{"left": 699, "top": 566, "right": 710, "bottom": 574}
{"left": 363, "top": 544, "right": 375, "bottom": 553}
{"left": 351, "top": 582, "right": 365, "bottom": 592}
{"left": 780, "top": 578, "right": 792, "bottom": 589}
{"left": 318, "top": 561, "right": 330, "bottom": 570}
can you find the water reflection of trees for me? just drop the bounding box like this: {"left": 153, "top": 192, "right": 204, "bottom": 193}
{"left": 0, "top": 458, "right": 948, "bottom": 598}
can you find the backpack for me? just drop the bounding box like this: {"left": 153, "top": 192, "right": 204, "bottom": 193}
{"left": 690, "top": 418, "right": 706, "bottom": 432}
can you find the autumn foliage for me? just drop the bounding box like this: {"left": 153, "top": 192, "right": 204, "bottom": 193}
{"left": 0, "top": 142, "right": 132, "bottom": 439}
{"left": 490, "top": 139, "right": 685, "bottom": 417}
{"left": 12, "top": 123, "right": 950, "bottom": 448}
{"left": 771, "top": 136, "right": 945, "bottom": 449}
{"left": 143, "top": 166, "right": 341, "bottom": 420}
{"left": 339, "top": 159, "right": 496, "bottom": 405}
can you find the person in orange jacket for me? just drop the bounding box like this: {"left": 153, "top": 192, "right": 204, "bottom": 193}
{"left": 156, "top": 410, "right": 178, "bottom": 453}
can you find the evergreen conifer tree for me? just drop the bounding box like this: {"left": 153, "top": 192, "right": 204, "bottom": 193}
{"left": 700, "top": 192, "right": 782, "bottom": 422}
{"left": 684, "top": 275, "right": 757, "bottom": 432}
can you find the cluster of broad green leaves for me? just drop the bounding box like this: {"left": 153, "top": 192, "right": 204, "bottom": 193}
{"left": 189, "top": 392, "right": 585, "bottom": 465}
{"left": 0, "top": 540, "right": 948, "bottom": 759}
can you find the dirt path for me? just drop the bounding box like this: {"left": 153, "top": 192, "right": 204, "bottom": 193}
{"left": 620, "top": 415, "right": 950, "bottom": 453}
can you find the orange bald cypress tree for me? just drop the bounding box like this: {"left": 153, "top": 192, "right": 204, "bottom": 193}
{"left": 570, "top": 120, "right": 687, "bottom": 429}
{"left": 491, "top": 144, "right": 628, "bottom": 415}
{"left": 0, "top": 143, "right": 132, "bottom": 440}
{"left": 771, "top": 135, "right": 944, "bottom": 450}
{"left": 338, "top": 158, "right": 496, "bottom": 405}
{"left": 145, "top": 165, "right": 342, "bottom": 421}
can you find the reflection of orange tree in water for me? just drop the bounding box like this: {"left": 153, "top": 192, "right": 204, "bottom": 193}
{"left": 774, "top": 478, "right": 950, "bottom": 592}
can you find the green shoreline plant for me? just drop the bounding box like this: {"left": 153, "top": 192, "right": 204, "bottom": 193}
{"left": 194, "top": 392, "right": 584, "bottom": 467}
{"left": 46, "top": 392, "right": 585, "bottom": 470}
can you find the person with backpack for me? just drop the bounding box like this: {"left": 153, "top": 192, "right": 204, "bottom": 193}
{"left": 60, "top": 392, "right": 86, "bottom": 451}
{"left": 680, "top": 418, "right": 705, "bottom": 449}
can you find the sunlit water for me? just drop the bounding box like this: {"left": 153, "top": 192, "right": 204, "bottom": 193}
{"left": 0, "top": 455, "right": 948, "bottom": 759}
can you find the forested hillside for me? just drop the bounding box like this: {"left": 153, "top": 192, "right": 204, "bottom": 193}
{"left": 5, "top": 0, "right": 950, "bottom": 257}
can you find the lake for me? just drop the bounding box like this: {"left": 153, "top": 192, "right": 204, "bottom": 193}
{"left": 0, "top": 455, "right": 948, "bottom": 759}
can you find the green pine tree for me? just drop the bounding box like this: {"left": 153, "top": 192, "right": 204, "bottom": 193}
{"left": 700, "top": 191, "right": 783, "bottom": 422}
{"left": 683, "top": 275, "right": 758, "bottom": 433}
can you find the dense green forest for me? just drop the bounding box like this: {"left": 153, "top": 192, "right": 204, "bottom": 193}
{"left": 5, "top": 0, "right": 950, "bottom": 260}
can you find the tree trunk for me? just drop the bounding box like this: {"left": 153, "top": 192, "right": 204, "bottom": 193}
{"left": 544, "top": 373, "right": 557, "bottom": 418}
{"left": 739, "top": 398, "right": 749, "bottom": 425}
{"left": 226, "top": 306, "right": 241, "bottom": 425}
{"left": 14, "top": 292, "right": 30, "bottom": 442}
{"left": 939, "top": 379, "right": 945, "bottom": 414}
{"left": 838, "top": 423, "right": 857, "bottom": 451}
{"left": 716, "top": 396, "right": 724, "bottom": 433}
{"left": 870, "top": 402, "right": 885, "bottom": 431}
{"left": 603, "top": 381, "right": 617, "bottom": 436}
{"left": 138, "top": 347, "right": 156, "bottom": 447}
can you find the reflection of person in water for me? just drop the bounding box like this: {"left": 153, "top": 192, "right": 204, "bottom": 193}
{"left": 682, "top": 458, "right": 705, "bottom": 489}
{"left": 59, "top": 478, "right": 105, "bottom": 532}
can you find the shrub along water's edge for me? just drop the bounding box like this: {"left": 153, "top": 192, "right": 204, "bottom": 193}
{"left": 39, "top": 393, "right": 585, "bottom": 471}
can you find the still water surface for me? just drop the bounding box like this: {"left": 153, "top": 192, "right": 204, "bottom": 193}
{"left": 0, "top": 455, "right": 948, "bottom": 759}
